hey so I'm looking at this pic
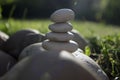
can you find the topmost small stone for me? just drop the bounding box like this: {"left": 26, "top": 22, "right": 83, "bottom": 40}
{"left": 50, "top": 9, "right": 75, "bottom": 23}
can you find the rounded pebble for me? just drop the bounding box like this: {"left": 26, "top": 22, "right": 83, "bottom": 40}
{"left": 49, "top": 23, "right": 73, "bottom": 32}
{"left": 50, "top": 9, "right": 75, "bottom": 23}
{"left": 46, "top": 32, "right": 74, "bottom": 41}
{"left": 42, "top": 40, "right": 78, "bottom": 52}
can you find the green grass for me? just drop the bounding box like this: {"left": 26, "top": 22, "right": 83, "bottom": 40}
{"left": 72, "top": 21, "right": 120, "bottom": 37}
{"left": 0, "top": 19, "right": 120, "bottom": 37}
{"left": 0, "top": 19, "right": 51, "bottom": 35}
{"left": 0, "top": 19, "right": 120, "bottom": 79}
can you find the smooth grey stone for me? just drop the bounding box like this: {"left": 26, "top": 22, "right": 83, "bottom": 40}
{"left": 42, "top": 40, "right": 78, "bottom": 52}
{"left": 0, "top": 50, "right": 16, "bottom": 77}
{"left": 1, "top": 29, "right": 42, "bottom": 59}
{"left": 0, "top": 31, "right": 9, "bottom": 47}
{"left": 19, "top": 43, "right": 46, "bottom": 60}
{"left": 71, "top": 30, "right": 89, "bottom": 50}
{"left": 49, "top": 23, "right": 73, "bottom": 32}
{"left": 50, "top": 9, "right": 75, "bottom": 23}
{"left": 0, "top": 51, "right": 109, "bottom": 80}
{"left": 72, "top": 49, "right": 109, "bottom": 80}
{"left": 46, "top": 32, "right": 74, "bottom": 41}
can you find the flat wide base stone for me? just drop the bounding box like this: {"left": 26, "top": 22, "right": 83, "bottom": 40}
{"left": 0, "top": 50, "right": 109, "bottom": 80}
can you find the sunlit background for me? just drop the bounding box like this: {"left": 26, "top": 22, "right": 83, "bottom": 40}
{"left": 0, "top": 0, "right": 120, "bottom": 25}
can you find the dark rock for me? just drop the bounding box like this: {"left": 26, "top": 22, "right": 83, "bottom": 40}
{"left": 0, "top": 50, "right": 16, "bottom": 77}
{"left": 1, "top": 29, "right": 46, "bottom": 59}
{"left": 20, "top": 33, "right": 46, "bottom": 52}
{"left": 1, "top": 51, "right": 109, "bottom": 80}
{"left": 71, "top": 30, "right": 89, "bottom": 50}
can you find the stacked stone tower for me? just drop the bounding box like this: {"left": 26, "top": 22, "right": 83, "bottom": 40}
{"left": 42, "top": 9, "right": 78, "bottom": 52}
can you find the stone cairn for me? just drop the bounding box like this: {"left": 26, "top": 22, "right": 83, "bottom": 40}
{"left": 42, "top": 9, "right": 79, "bottom": 52}
{"left": 0, "top": 9, "right": 109, "bottom": 80}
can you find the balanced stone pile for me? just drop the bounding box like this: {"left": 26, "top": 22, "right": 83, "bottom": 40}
{"left": 42, "top": 9, "right": 78, "bottom": 52}
{"left": 0, "top": 9, "right": 109, "bottom": 80}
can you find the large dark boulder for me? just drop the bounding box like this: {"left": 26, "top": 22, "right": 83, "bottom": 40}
{"left": 1, "top": 50, "right": 109, "bottom": 80}
{"left": 1, "top": 29, "right": 46, "bottom": 59}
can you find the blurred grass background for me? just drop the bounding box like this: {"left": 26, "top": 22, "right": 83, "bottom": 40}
{"left": 0, "top": 19, "right": 120, "bottom": 38}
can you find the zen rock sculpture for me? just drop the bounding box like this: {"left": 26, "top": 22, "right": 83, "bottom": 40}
{"left": 1, "top": 8, "right": 109, "bottom": 80}
{"left": 42, "top": 9, "right": 78, "bottom": 52}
